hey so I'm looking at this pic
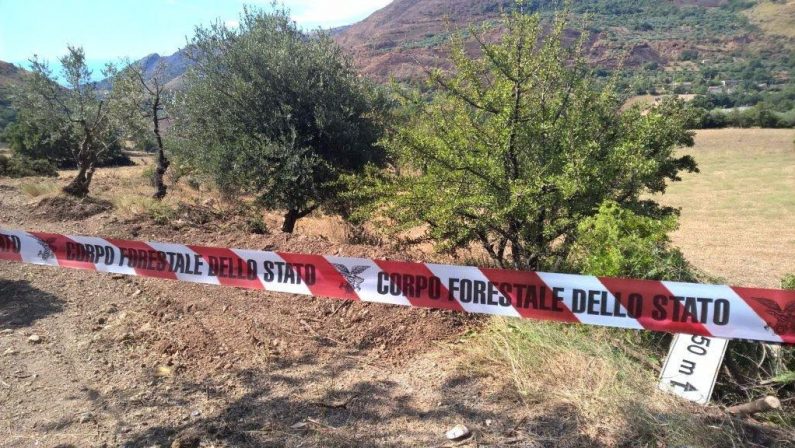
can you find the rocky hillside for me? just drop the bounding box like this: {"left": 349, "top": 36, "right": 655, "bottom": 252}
{"left": 0, "top": 61, "right": 27, "bottom": 87}
{"left": 0, "top": 61, "right": 29, "bottom": 133}
{"left": 95, "top": 48, "right": 193, "bottom": 91}
{"left": 40, "top": 1, "right": 795, "bottom": 92}
{"left": 333, "top": 0, "right": 794, "bottom": 83}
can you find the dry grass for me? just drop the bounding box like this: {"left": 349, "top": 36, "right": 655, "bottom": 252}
{"left": 112, "top": 195, "right": 175, "bottom": 224}
{"left": 467, "top": 319, "right": 752, "bottom": 447}
{"left": 622, "top": 94, "right": 696, "bottom": 111}
{"left": 19, "top": 181, "right": 60, "bottom": 198}
{"left": 745, "top": 0, "right": 795, "bottom": 39}
{"left": 654, "top": 128, "right": 795, "bottom": 288}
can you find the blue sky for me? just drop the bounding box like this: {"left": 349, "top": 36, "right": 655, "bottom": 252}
{"left": 0, "top": 0, "right": 391, "bottom": 77}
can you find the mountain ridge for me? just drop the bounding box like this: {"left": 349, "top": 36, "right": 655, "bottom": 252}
{"left": 332, "top": 0, "right": 792, "bottom": 83}
{"left": 23, "top": 0, "right": 795, "bottom": 93}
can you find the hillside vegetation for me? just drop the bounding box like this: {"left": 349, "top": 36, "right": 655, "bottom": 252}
{"left": 745, "top": 0, "right": 795, "bottom": 38}
{"left": 0, "top": 61, "right": 26, "bottom": 133}
{"left": 334, "top": 0, "right": 794, "bottom": 84}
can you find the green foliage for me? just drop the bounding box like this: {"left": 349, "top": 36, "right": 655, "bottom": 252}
{"left": 13, "top": 46, "right": 120, "bottom": 196}
{"left": 2, "top": 114, "right": 74, "bottom": 165}
{"left": 246, "top": 214, "right": 269, "bottom": 235}
{"left": 353, "top": 10, "right": 697, "bottom": 270}
{"left": 572, "top": 201, "right": 695, "bottom": 281}
{"left": 0, "top": 154, "right": 58, "bottom": 178}
{"left": 686, "top": 87, "right": 795, "bottom": 129}
{"left": 680, "top": 49, "right": 699, "bottom": 62}
{"left": 175, "top": 6, "right": 388, "bottom": 232}
{"left": 770, "top": 370, "right": 795, "bottom": 386}
{"left": 782, "top": 274, "right": 795, "bottom": 290}
{"left": 0, "top": 88, "right": 16, "bottom": 135}
{"left": 148, "top": 201, "right": 175, "bottom": 225}
{"left": 696, "top": 105, "right": 794, "bottom": 129}
{"left": 141, "top": 164, "right": 156, "bottom": 183}
{"left": 2, "top": 113, "right": 132, "bottom": 168}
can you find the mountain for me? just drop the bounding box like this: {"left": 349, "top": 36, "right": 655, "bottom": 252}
{"left": 95, "top": 47, "right": 194, "bottom": 91}
{"left": 333, "top": 0, "right": 512, "bottom": 81}
{"left": 48, "top": 0, "right": 795, "bottom": 93}
{"left": 131, "top": 49, "right": 193, "bottom": 89}
{"left": 333, "top": 0, "right": 794, "bottom": 84}
{"left": 0, "top": 60, "right": 30, "bottom": 133}
{"left": 0, "top": 60, "right": 28, "bottom": 87}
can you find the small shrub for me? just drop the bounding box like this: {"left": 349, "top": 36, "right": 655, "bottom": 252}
{"left": 345, "top": 225, "right": 382, "bottom": 246}
{"left": 113, "top": 195, "right": 174, "bottom": 224}
{"left": 246, "top": 214, "right": 269, "bottom": 235}
{"left": 0, "top": 155, "right": 58, "bottom": 178}
{"left": 572, "top": 200, "right": 697, "bottom": 281}
{"left": 141, "top": 165, "right": 156, "bottom": 186}
{"left": 680, "top": 49, "right": 699, "bottom": 61}
{"left": 782, "top": 274, "right": 795, "bottom": 290}
{"left": 185, "top": 175, "right": 201, "bottom": 191}
{"left": 113, "top": 195, "right": 155, "bottom": 217}
{"left": 148, "top": 201, "right": 175, "bottom": 225}
{"left": 174, "top": 203, "right": 216, "bottom": 225}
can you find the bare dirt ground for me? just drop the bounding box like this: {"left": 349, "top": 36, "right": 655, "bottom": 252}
{"left": 0, "top": 166, "right": 558, "bottom": 448}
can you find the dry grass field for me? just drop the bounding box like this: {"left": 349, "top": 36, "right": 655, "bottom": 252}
{"left": 655, "top": 128, "right": 795, "bottom": 288}
{"left": 745, "top": 0, "right": 795, "bottom": 39}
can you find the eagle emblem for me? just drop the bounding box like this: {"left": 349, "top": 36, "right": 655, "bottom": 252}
{"left": 331, "top": 264, "right": 370, "bottom": 292}
{"left": 32, "top": 236, "right": 57, "bottom": 262}
{"left": 753, "top": 297, "right": 795, "bottom": 335}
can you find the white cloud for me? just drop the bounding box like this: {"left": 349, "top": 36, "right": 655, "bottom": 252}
{"left": 225, "top": 19, "right": 240, "bottom": 28}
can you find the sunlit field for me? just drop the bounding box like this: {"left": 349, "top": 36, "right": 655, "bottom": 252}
{"left": 656, "top": 128, "right": 795, "bottom": 288}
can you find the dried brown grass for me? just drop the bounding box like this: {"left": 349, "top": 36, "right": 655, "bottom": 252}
{"left": 466, "top": 318, "right": 771, "bottom": 447}
{"left": 654, "top": 128, "right": 795, "bottom": 288}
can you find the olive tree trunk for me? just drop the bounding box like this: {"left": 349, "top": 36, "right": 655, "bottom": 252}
{"left": 151, "top": 100, "right": 170, "bottom": 200}
{"left": 281, "top": 206, "right": 318, "bottom": 233}
{"left": 63, "top": 137, "right": 97, "bottom": 197}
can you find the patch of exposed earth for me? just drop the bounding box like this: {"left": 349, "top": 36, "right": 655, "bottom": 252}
{"left": 0, "top": 173, "right": 556, "bottom": 448}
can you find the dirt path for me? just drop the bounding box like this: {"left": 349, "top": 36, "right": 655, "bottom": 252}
{"left": 0, "top": 174, "right": 546, "bottom": 447}
{"left": 1, "top": 253, "right": 521, "bottom": 447}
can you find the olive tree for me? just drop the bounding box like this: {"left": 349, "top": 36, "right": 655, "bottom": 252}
{"left": 352, "top": 10, "right": 697, "bottom": 270}
{"left": 110, "top": 61, "right": 171, "bottom": 199}
{"left": 14, "top": 46, "right": 117, "bottom": 196}
{"left": 174, "top": 7, "right": 387, "bottom": 232}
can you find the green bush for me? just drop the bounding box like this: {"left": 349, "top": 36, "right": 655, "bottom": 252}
{"left": 148, "top": 201, "right": 175, "bottom": 225}
{"left": 680, "top": 49, "right": 699, "bottom": 62}
{"left": 782, "top": 274, "right": 795, "bottom": 290}
{"left": 141, "top": 164, "right": 156, "bottom": 186}
{"left": 246, "top": 215, "right": 269, "bottom": 235}
{"left": 3, "top": 114, "right": 133, "bottom": 169}
{"left": 0, "top": 155, "right": 58, "bottom": 178}
{"left": 572, "top": 200, "right": 696, "bottom": 281}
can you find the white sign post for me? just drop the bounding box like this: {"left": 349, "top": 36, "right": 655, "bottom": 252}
{"left": 658, "top": 334, "right": 728, "bottom": 405}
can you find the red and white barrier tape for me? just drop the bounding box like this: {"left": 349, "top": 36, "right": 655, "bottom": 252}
{"left": 1, "top": 228, "right": 793, "bottom": 344}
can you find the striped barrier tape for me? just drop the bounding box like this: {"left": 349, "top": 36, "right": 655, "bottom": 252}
{"left": 1, "top": 227, "right": 793, "bottom": 344}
